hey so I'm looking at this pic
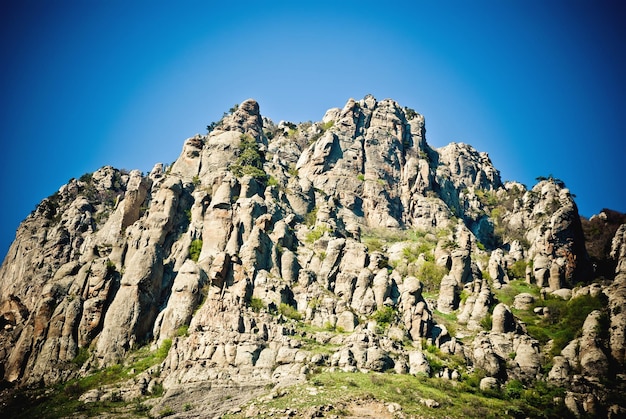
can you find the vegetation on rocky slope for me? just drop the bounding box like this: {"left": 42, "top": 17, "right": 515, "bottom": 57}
{"left": 0, "top": 96, "right": 624, "bottom": 418}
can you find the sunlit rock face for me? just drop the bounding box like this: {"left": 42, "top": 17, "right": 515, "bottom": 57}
{"left": 1, "top": 96, "right": 623, "bottom": 418}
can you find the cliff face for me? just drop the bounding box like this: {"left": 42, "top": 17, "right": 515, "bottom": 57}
{"left": 0, "top": 96, "right": 623, "bottom": 417}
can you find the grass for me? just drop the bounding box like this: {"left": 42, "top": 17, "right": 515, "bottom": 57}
{"left": 305, "top": 225, "right": 331, "bottom": 244}
{"left": 493, "top": 280, "right": 539, "bottom": 306}
{"left": 494, "top": 282, "right": 608, "bottom": 356}
{"left": 224, "top": 371, "right": 570, "bottom": 419}
{"left": 189, "top": 238, "right": 203, "bottom": 262}
{"left": 371, "top": 306, "right": 396, "bottom": 333}
{"left": 290, "top": 322, "right": 341, "bottom": 355}
{"left": 529, "top": 293, "right": 607, "bottom": 356}
{"left": 3, "top": 340, "right": 174, "bottom": 418}
{"left": 279, "top": 303, "right": 302, "bottom": 321}
{"left": 250, "top": 296, "right": 265, "bottom": 312}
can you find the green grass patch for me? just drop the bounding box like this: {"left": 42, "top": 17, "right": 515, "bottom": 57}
{"left": 4, "top": 339, "right": 175, "bottom": 418}
{"left": 279, "top": 303, "right": 302, "bottom": 321}
{"left": 493, "top": 280, "right": 539, "bottom": 306}
{"left": 176, "top": 324, "right": 189, "bottom": 337}
{"left": 540, "top": 294, "right": 607, "bottom": 356}
{"left": 495, "top": 283, "right": 608, "bottom": 357}
{"left": 250, "top": 296, "right": 265, "bottom": 313}
{"left": 225, "top": 371, "right": 570, "bottom": 419}
{"left": 189, "top": 238, "right": 203, "bottom": 262}
{"left": 305, "top": 225, "right": 331, "bottom": 244}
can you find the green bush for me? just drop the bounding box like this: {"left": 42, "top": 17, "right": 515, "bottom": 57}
{"left": 72, "top": 347, "right": 90, "bottom": 367}
{"left": 322, "top": 120, "right": 334, "bottom": 130}
{"left": 416, "top": 261, "right": 448, "bottom": 293}
{"left": 250, "top": 297, "right": 265, "bottom": 313}
{"left": 279, "top": 303, "right": 302, "bottom": 321}
{"left": 159, "top": 406, "right": 174, "bottom": 417}
{"left": 189, "top": 239, "right": 202, "bottom": 262}
{"left": 480, "top": 313, "right": 493, "bottom": 330}
{"left": 288, "top": 164, "right": 299, "bottom": 177}
{"left": 306, "top": 225, "right": 330, "bottom": 244}
{"left": 176, "top": 325, "right": 189, "bottom": 337}
{"left": 504, "top": 379, "right": 524, "bottom": 400}
{"left": 363, "top": 237, "right": 384, "bottom": 253}
{"left": 371, "top": 306, "right": 395, "bottom": 330}
{"left": 267, "top": 175, "right": 279, "bottom": 187}
{"left": 230, "top": 135, "right": 267, "bottom": 181}
{"left": 507, "top": 260, "right": 527, "bottom": 280}
{"left": 305, "top": 206, "right": 318, "bottom": 226}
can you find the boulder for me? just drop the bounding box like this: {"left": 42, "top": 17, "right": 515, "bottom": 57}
{"left": 513, "top": 293, "right": 535, "bottom": 310}
{"left": 408, "top": 350, "right": 431, "bottom": 375}
{"left": 479, "top": 377, "right": 500, "bottom": 391}
{"left": 491, "top": 303, "right": 516, "bottom": 333}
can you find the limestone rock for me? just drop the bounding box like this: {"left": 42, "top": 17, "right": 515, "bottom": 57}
{"left": 436, "top": 275, "right": 458, "bottom": 313}
{"left": 491, "top": 303, "right": 517, "bottom": 333}
{"left": 579, "top": 310, "right": 609, "bottom": 379}
{"left": 479, "top": 377, "right": 500, "bottom": 391}
{"left": 408, "top": 350, "right": 431, "bottom": 375}
{"left": 153, "top": 260, "right": 205, "bottom": 345}
{"left": 513, "top": 293, "right": 535, "bottom": 310}
{"left": 96, "top": 246, "right": 164, "bottom": 364}
{"left": 0, "top": 96, "right": 620, "bottom": 415}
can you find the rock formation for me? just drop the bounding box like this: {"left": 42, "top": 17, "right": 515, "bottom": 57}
{"left": 0, "top": 96, "right": 623, "bottom": 418}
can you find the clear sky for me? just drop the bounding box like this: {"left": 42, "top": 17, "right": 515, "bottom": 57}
{"left": 1, "top": 0, "right": 624, "bottom": 260}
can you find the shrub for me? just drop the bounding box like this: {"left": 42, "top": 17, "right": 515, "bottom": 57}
{"left": 288, "top": 164, "right": 299, "bottom": 177}
{"left": 507, "top": 260, "right": 527, "bottom": 280}
{"left": 267, "top": 175, "right": 279, "bottom": 187}
{"left": 159, "top": 406, "right": 174, "bottom": 417}
{"left": 106, "top": 259, "right": 117, "bottom": 275}
{"left": 480, "top": 313, "right": 493, "bottom": 330}
{"left": 230, "top": 135, "right": 267, "bottom": 181}
{"left": 371, "top": 306, "right": 395, "bottom": 330}
{"left": 279, "top": 303, "right": 302, "bottom": 321}
{"left": 305, "top": 206, "right": 318, "bottom": 226}
{"left": 306, "top": 225, "right": 330, "bottom": 244}
{"left": 363, "top": 237, "right": 384, "bottom": 253}
{"left": 250, "top": 297, "right": 265, "bottom": 313}
{"left": 176, "top": 325, "right": 189, "bottom": 337}
{"left": 72, "top": 347, "right": 90, "bottom": 367}
{"left": 416, "top": 261, "right": 448, "bottom": 293}
{"left": 404, "top": 107, "right": 418, "bottom": 120}
{"left": 189, "top": 239, "right": 203, "bottom": 262}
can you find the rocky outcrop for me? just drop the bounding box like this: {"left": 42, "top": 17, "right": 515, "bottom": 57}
{"left": 0, "top": 96, "right": 622, "bottom": 417}
{"left": 608, "top": 224, "right": 626, "bottom": 365}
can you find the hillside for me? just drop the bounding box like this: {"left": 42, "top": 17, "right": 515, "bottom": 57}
{"left": 0, "top": 96, "right": 624, "bottom": 418}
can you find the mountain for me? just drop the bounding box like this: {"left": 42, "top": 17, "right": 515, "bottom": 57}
{"left": 1, "top": 96, "right": 624, "bottom": 418}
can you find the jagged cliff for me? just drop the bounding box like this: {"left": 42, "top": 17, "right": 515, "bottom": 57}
{"left": 0, "top": 96, "right": 624, "bottom": 418}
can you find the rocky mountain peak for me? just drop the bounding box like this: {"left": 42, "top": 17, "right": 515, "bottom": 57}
{"left": 0, "top": 96, "right": 624, "bottom": 418}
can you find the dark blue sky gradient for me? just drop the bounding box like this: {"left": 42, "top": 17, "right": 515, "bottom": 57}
{"left": 1, "top": 1, "right": 624, "bottom": 259}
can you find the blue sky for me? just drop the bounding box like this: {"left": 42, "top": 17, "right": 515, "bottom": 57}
{"left": 1, "top": 0, "right": 624, "bottom": 259}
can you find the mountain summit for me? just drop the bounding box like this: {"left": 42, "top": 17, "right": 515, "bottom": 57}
{"left": 1, "top": 96, "right": 624, "bottom": 417}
